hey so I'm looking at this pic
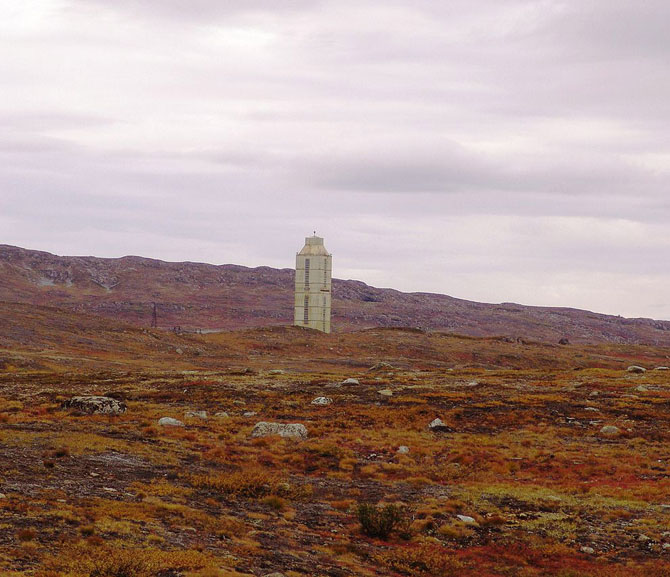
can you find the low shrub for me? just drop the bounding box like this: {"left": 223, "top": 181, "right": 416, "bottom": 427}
{"left": 357, "top": 503, "right": 410, "bottom": 539}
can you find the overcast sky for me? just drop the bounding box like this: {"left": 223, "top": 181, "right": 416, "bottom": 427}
{"left": 2, "top": 1, "right": 669, "bottom": 319}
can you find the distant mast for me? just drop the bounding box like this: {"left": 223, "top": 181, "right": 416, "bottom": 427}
{"left": 294, "top": 235, "right": 332, "bottom": 333}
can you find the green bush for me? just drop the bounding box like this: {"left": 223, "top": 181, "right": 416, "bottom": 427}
{"left": 357, "top": 503, "right": 408, "bottom": 539}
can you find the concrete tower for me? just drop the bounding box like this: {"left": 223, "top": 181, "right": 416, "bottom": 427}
{"left": 294, "top": 235, "right": 332, "bottom": 333}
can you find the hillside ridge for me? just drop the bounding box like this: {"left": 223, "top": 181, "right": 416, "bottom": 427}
{"left": 1, "top": 243, "right": 669, "bottom": 345}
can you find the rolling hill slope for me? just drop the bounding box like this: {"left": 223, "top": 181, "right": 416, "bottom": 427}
{"left": 1, "top": 244, "right": 669, "bottom": 345}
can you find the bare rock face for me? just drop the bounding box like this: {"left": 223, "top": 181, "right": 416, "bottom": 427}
{"left": 62, "top": 396, "right": 126, "bottom": 415}
{"left": 251, "top": 422, "right": 308, "bottom": 440}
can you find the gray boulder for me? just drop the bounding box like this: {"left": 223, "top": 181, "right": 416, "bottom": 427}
{"left": 184, "top": 410, "right": 208, "bottom": 420}
{"left": 62, "top": 396, "right": 126, "bottom": 415}
{"left": 158, "top": 417, "right": 184, "bottom": 427}
{"left": 311, "top": 397, "right": 333, "bottom": 406}
{"left": 251, "top": 422, "right": 308, "bottom": 440}
{"left": 599, "top": 425, "right": 621, "bottom": 438}
{"left": 428, "top": 418, "right": 450, "bottom": 432}
{"left": 627, "top": 365, "right": 646, "bottom": 373}
{"left": 341, "top": 378, "right": 359, "bottom": 385}
{"left": 397, "top": 445, "right": 410, "bottom": 454}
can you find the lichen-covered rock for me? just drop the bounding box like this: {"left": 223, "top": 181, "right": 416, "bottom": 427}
{"left": 599, "top": 425, "right": 621, "bottom": 438}
{"left": 311, "top": 397, "right": 333, "bottom": 406}
{"left": 62, "top": 396, "right": 126, "bottom": 415}
{"left": 158, "top": 417, "right": 184, "bottom": 427}
{"left": 627, "top": 365, "right": 646, "bottom": 373}
{"left": 251, "top": 422, "right": 308, "bottom": 440}
{"left": 428, "top": 418, "right": 450, "bottom": 432}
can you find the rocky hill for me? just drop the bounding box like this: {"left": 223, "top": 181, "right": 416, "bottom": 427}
{"left": 1, "top": 243, "right": 670, "bottom": 345}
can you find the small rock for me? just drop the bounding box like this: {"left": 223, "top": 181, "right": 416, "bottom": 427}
{"left": 184, "top": 410, "right": 208, "bottom": 420}
{"left": 368, "top": 362, "right": 395, "bottom": 372}
{"left": 655, "top": 366, "right": 669, "bottom": 371}
{"left": 251, "top": 422, "right": 308, "bottom": 440}
{"left": 456, "top": 515, "right": 476, "bottom": 524}
{"left": 268, "top": 369, "right": 285, "bottom": 375}
{"left": 103, "top": 487, "right": 117, "bottom": 493}
{"left": 428, "top": 418, "right": 450, "bottom": 432}
{"left": 558, "top": 337, "right": 570, "bottom": 345}
{"left": 158, "top": 417, "right": 184, "bottom": 427}
{"left": 638, "top": 534, "right": 651, "bottom": 542}
{"left": 89, "top": 472, "right": 99, "bottom": 477}
{"left": 0, "top": 493, "right": 6, "bottom": 499}
{"left": 311, "top": 396, "right": 333, "bottom": 406}
{"left": 214, "top": 411, "right": 229, "bottom": 419}
{"left": 341, "top": 378, "right": 360, "bottom": 385}
{"left": 584, "top": 407, "right": 600, "bottom": 412}
{"left": 589, "top": 391, "right": 600, "bottom": 397}
{"left": 627, "top": 365, "right": 646, "bottom": 373}
{"left": 397, "top": 446, "right": 410, "bottom": 454}
{"left": 175, "top": 348, "right": 183, "bottom": 355}
{"left": 580, "top": 546, "right": 595, "bottom": 554}
{"left": 243, "top": 411, "right": 257, "bottom": 417}
{"left": 377, "top": 389, "right": 393, "bottom": 397}
{"left": 263, "top": 573, "right": 286, "bottom": 577}
{"left": 663, "top": 543, "right": 670, "bottom": 550}
{"left": 62, "top": 396, "right": 126, "bottom": 415}
{"left": 635, "top": 385, "right": 649, "bottom": 392}
{"left": 599, "top": 425, "right": 621, "bottom": 438}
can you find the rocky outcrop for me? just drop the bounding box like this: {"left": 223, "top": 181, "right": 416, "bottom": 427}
{"left": 62, "top": 396, "right": 126, "bottom": 415}
{"left": 251, "top": 422, "right": 308, "bottom": 440}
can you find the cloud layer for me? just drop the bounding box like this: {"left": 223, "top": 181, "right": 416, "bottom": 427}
{"left": 2, "top": 1, "right": 669, "bottom": 318}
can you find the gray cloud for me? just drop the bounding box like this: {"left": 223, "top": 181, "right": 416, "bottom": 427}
{"left": 1, "top": 1, "right": 670, "bottom": 319}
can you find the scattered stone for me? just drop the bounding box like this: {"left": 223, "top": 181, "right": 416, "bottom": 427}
{"left": 175, "top": 348, "right": 183, "bottom": 355}
{"left": 627, "top": 365, "right": 646, "bottom": 374}
{"left": 580, "top": 546, "right": 595, "bottom": 555}
{"left": 663, "top": 543, "right": 670, "bottom": 550}
{"left": 62, "top": 396, "right": 127, "bottom": 415}
{"left": 397, "top": 446, "right": 410, "bottom": 454}
{"left": 311, "top": 397, "right": 333, "bottom": 406}
{"left": 589, "top": 391, "right": 600, "bottom": 397}
{"left": 341, "top": 378, "right": 359, "bottom": 386}
{"left": 599, "top": 425, "right": 621, "bottom": 438}
{"left": 103, "top": 487, "right": 117, "bottom": 493}
{"left": 243, "top": 411, "right": 257, "bottom": 417}
{"left": 638, "top": 534, "right": 651, "bottom": 542}
{"left": 251, "top": 422, "right": 308, "bottom": 440}
{"left": 0, "top": 493, "right": 6, "bottom": 499}
{"left": 584, "top": 407, "right": 600, "bottom": 412}
{"left": 263, "top": 573, "right": 286, "bottom": 577}
{"left": 655, "top": 366, "right": 669, "bottom": 371}
{"left": 214, "top": 411, "right": 229, "bottom": 419}
{"left": 268, "top": 369, "right": 285, "bottom": 375}
{"left": 558, "top": 337, "right": 570, "bottom": 345}
{"left": 428, "top": 418, "right": 450, "bottom": 432}
{"left": 377, "top": 389, "right": 393, "bottom": 397}
{"left": 456, "top": 515, "right": 476, "bottom": 524}
{"left": 158, "top": 417, "right": 184, "bottom": 427}
{"left": 635, "top": 385, "right": 649, "bottom": 392}
{"left": 184, "top": 410, "right": 208, "bottom": 420}
{"left": 90, "top": 472, "right": 99, "bottom": 477}
{"left": 368, "top": 362, "right": 395, "bottom": 372}
{"left": 466, "top": 381, "right": 480, "bottom": 387}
